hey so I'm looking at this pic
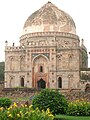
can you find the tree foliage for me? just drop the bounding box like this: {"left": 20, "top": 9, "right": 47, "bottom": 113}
{"left": 0, "top": 62, "right": 5, "bottom": 81}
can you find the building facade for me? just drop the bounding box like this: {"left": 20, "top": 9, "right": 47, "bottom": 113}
{"left": 5, "top": 2, "right": 88, "bottom": 91}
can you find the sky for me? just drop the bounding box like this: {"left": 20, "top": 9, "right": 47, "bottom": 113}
{"left": 0, "top": 0, "right": 90, "bottom": 67}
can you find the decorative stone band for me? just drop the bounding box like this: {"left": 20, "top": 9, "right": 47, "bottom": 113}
{"left": 20, "top": 32, "right": 79, "bottom": 41}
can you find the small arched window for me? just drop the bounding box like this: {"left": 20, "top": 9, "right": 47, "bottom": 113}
{"left": 40, "top": 66, "right": 43, "bottom": 72}
{"left": 21, "top": 77, "right": 24, "bottom": 87}
{"left": 85, "top": 83, "right": 90, "bottom": 92}
{"left": 58, "top": 77, "right": 62, "bottom": 88}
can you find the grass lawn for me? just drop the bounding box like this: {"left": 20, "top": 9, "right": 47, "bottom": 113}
{"left": 55, "top": 114, "right": 90, "bottom": 120}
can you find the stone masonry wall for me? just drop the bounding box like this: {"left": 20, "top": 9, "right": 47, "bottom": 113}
{"left": 0, "top": 88, "right": 90, "bottom": 102}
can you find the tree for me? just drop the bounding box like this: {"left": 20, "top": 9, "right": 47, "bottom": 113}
{"left": 0, "top": 62, "right": 5, "bottom": 81}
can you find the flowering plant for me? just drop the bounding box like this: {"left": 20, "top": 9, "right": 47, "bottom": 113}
{"left": 0, "top": 103, "right": 54, "bottom": 120}
{"left": 67, "top": 99, "right": 90, "bottom": 116}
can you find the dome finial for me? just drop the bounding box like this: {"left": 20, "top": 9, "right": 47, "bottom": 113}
{"left": 48, "top": 1, "right": 51, "bottom": 3}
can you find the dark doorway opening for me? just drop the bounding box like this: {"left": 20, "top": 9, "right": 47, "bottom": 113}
{"left": 21, "top": 77, "right": 24, "bottom": 87}
{"left": 85, "top": 83, "right": 90, "bottom": 92}
{"left": 37, "top": 78, "right": 46, "bottom": 89}
{"left": 58, "top": 77, "right": 62, "bottom": 88}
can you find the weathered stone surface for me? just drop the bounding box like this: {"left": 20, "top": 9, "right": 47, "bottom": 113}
{"left": 23, "top": 2, "right": 76, "bottom": 34}
{"left": 4, "top": 2, "right": 89, "bottom": 91}
{"left": 1, "top": 89, "right": 90, "bottom": 102}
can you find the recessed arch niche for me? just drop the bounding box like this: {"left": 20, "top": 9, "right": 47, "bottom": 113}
{"left": 32, "top": 54, "right": 49, "bottom": 88}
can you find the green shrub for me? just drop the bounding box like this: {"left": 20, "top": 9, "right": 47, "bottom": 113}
{"left": 0, "top": 98, "right": 12, "bottom": 108}
{"left": 67, "top": 99, "right": 90, "bottom": 116}
{"left": 32, "top": 89, "right": 68, "bottom": 115}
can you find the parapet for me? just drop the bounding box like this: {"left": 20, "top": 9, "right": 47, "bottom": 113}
{"left": 5, "top": 46, "right": 24, "bottom": 51}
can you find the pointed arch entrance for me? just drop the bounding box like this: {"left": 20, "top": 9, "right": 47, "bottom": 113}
{"left": 32, "top": 54, "right": 49, "bottom": 88}
{"left": 37, "top": 78, "right": 46, "bottom": 89}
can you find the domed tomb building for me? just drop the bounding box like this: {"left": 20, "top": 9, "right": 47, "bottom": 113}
{"left": 5, "top": 2, "right": 88, "bottom": 91}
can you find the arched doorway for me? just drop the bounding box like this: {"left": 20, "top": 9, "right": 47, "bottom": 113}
{"left": 85, "top": 83, "right": 90, "bottom": 92}
{"left": 21, "top": 77, "right": 24, "bottom": 87}
{"left": 32, "top": 54, "right": 49, "bottom": 88}
{"left": 37, "top": 78, "right": 46, "bottom": 89}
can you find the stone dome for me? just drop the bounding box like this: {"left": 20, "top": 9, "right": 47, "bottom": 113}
{"left": 23, "top": 1, "right": 76, "bottom": 35}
